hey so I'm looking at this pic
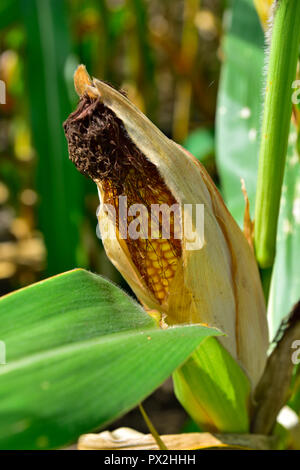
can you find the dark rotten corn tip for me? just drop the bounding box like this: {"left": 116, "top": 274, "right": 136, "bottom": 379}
{"left": 63, "top": 91, "right": 182, "bottom": 303}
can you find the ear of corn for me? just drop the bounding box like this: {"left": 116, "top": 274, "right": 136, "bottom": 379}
{"left": 64, "top": 65, "right": 269, "bottom": 431}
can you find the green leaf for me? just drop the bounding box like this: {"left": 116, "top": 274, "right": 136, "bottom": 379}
{"left": 216, "top": 0, "right": 265, "bottom": 226}
{"left": 20, "top": 0, "right": 84, "bottom": 275}
{"left": 216, "top": 0, "right": 300, "bottom": 338}
{"left": 0, "top": 269, "right": 219, "bottom": 449}
{"left": 173, "top": 337, "right": 251, "bottom": 433}
{"left": 268, "top": 139, "right": 300, "bottom": 338}
{"left": 0, "top": 0, "right": 20, "bottom": 29}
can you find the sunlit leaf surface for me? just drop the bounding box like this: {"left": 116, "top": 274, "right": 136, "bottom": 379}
{"left": 0, "top": 269, "right": 219, "bottom": 449}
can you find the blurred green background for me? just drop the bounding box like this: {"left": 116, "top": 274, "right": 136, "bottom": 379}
{"left": 0, "top": 0, "right": 221, "bottom": 296}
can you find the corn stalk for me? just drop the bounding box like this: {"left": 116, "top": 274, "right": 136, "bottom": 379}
{"left": 254, "top": 0, "right": 300, "bottom": 278}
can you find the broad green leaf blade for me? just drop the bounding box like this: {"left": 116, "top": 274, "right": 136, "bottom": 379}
{"left": 0, "top": 0, "right": 20, "bottom": 29}
{"left": 216, "top": 0, "right": 300, "bottom": 338}
{"left": 0, "top": 269, "right": 155, "bottom": 360}
{"left": 216, "top": 0, "right": 265, "bottom": 226}
{"left": 268, "top": 141, "right": 300, "bottom": 338}
{"left": 20, "top": 0, "right": 84, "bottom": 275}
{"left": 173, "top": 337, "right": 251, "bottom": 433}
{"left": 183, "top": 128, "right": 214, "bottom": 163}
{"left": 0, "top": 269, "right": 219, "bottom": 449}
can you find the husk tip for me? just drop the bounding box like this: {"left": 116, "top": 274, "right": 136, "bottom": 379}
{"left": 74, "top": 64, "right": 99, "bottom": 99}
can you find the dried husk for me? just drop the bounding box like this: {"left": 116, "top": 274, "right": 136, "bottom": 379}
{"left": 77, "top": 427, "right": 277, "bottom": 450}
